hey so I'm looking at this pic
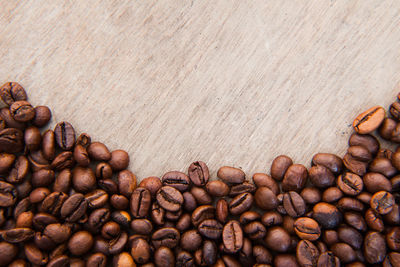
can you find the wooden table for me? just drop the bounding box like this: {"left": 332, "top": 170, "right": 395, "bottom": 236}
{"left": 1, "top": 1, "right": 399, "bottom": 179}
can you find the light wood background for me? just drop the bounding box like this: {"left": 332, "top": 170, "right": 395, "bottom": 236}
{"left": 0, "top": 1, "right": 399, "bottom": 180}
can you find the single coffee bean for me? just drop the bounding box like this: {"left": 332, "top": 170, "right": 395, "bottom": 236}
{"left": 221, "top": 255, "right": 241, "bottom": 267}
{"left": 44, "top": 223, "right": 71, "bottom": 243}
{"left": 32, "top": 105, "right": 51, "bottom": 127}
{"left": 337, "top": 172, "right": 363, "bottom": 196}
{"left": 68, "top": 231, "right": 94, "bottom": 256}
{"left": 216, "top": 198, "right": 229, "bottom": 223}
{"left": 40, "top": 191, "right": 68, "bottom": 215}
{"left": 95, "top": 162, "right": 113, "bottom": 180}
{"left": 24, "top": 242, "right": 48, "bottom": 265}
{"left": 338, "top": 225, "right": 363, "bottom": 249}
{"left": 264, "top": 226, "right": 291, "bottom": 252}
{"left": 261, "top": 211, "right": 283, "bottom": 227}
{"left": 188, "top": 161, "right": 210, "bottom": 186}
{"left": 365, "top": 208, "right": 385, "bottom": 232}
{"left": 73, "top": 144, "right": 90, "bottom": 166}
{"left": 151, "top": 202, "right": 165, "bottom": 226}
{"left": 98, "top": 178, "right": 118, "bottom": 194}
{"left": 130, "top": 237, "right": 151, "bottom": 264}
{"left": 130, "top": 218, "right": 153, "bottom": 235}
{"left": 1, "top": 227, "right": 34, "bottom": 243}
{"left": 370, "top": 157, "right": 397, "bottom": 177}
{"left": 252, "top": 245, "right": 272, "bottom": 264}
{"left": 108, "top": 149, "right": 129, "bottom": 171}
{"left": 283, "top": 191, "right": 306, "bottom": 217}
{"left": 384, "top": 252, "right": 400, "bottom": 267}
{"left": 165, "top": 209, "right": 182, "bottom": 221}
{"left": 46, "top": 255, "right": 69, "bottom": 267}
{"left": 130, "top": 187, "right": 151, "bottom": 218}
{"left": 152, "top": 227, "right": 180, "bottom": 249}
{"left": 0, "top": 241, "right": 18, "bottom": 266}
{"left": 309, "top": 165, "right": 335, "bottom": 188}
{"left": 384, "top": 204, "right": 400, "bottom": 225}
{"left": 282, "top": 164, "right": 308, "bottom": 192}
{"left": 139, "top": 176, "right": 163, "bottom": 197}
{"left": 110, "top": 194, "right": 129, "bottom": 210}
{"left": 312, "top": 202, "right": 342, "bottom": 229}
{"left": 239, "top": 211, "right": 261, "bottom": 224}
{"left": 54, "top": 121, "right": 75, "bottom": 150}
{"left": 317, "top": 252, "right": 340, "bottom": 267}
{"left": 32, "top": 169, "right": 55, "bottom": 187}
{"left": 0, "top": 82, "right": 27, "bottom": 105}
{"left": 0, "top": 153, "right": 15, "bottom": 174}
{"left": 252, "top": 173, "right": 279, "bottom": 195}
{"left": 111, "top": 210, "right": 131, "bottom": 228}
{"left": 112, "top": 252, "right": 135, "bottom": 267}
{"left": 24, "top": 126, "right": 41, "bottom": 151}
{"left": 61, "top": 193, "right": 87, "bottom": 222}
{"left": 190, "top": 186, "right": 212, "bottom": 205}
{"left": 206, "top": 180, "right": 230, "bottom": 197}
{"left": 51, "top": 151, "right": 74, "bottom": 171}
{"left": 337, "top": 197, "right": 364, "bottom": 212}
{"left": 296, "top": 240, "right": 320, "bottom": 267}
{"left": 157, "top": 186, "right": 183, "bottom": 212}
{"left": 0, "top": 181, "right": 17, "bottom": 207}
{"left": 176, "top": 250, "right": 195, "bottom": 267}
{"left": 255, "top": 187, "right": 278, "bottom": 210}
{"left": 180, "top": 230, "right": 202, "bottom": 252}
{"left": 312, "top": 153, "right": 343, "bottom": 174}
{"left": 72, "top": 167, "right": 96, "bottom": 193}
{"left": 162, "top": 171, "right": 190, "bottom": 192}
{"left": 182, "top": 191, "right": 197, "bottom": 212}
{"left": 222, "top": 220, "right": 243, "bottom": 253}
{"left": 0, "top": 108, "right": 25, "bottom": 130}
{"left": 380, "top": 117, "right": 397, "bottom": 139}
{"left": 229, "top": 192, "right": 254, "bottom": 215}
{"left": 363, "top": 172, "right": 392, "bottom": 193}
{"left": 344, "top": 212, "right": 367, "bottom": 232}
{"left": 87, "top": 142, "right": 111, "bottom": 161}
{"left": 294, "top": 217, "right": 321, "bottom": 241}
{"left": 229, "top": 181, "right": 256, "bottom": 196}
{"left": 353, "top": 106, "right": 385, "bottom": 134}
{"left": 391, "top": 123, "right": 400, "bottom": 142}
{"left": 85, "top": 189, "right": 108, "bottom": 209}
{"left": 0, "top": 128, "right": 24, "bottom": 153}
{"left": 28, "top": 150, "right": 50, "bottom": 172}
{"left": 16, "top": 211, "right": 33, "bottom": 228}
{"left": 331, "top": 243, "right": 356, "bottom": 264}
{"left": 201, "top": 240, "right": 217, "bottom": 266}
{"left": 370, "top": 191, "right": 394, "bottom": 214}
{"left": 88, "top": 208, "right": 110, "bottom": 232}
{"left": 42, "top": 130, "right": 55, "bottom": 161}
{"left": 15, "top": 179, "right": 31, "bottom": 199}
{"left": 108, "top": 231, "right": 128, "bottom": 255}
{"left": 271, "top": 155, "right": 293, "bottom": 181}
{"left": 386, "top": 227, "right": 400, "bottom": 251}
{"left": 244, "top": 221, "right": 266, "bottom": 240}
{"left": 198, "top": 219, "right": 223, "bottom": 239}
{"left": 364, "top": 231, "right": 386, "bottom": 264}
{"left": 10, "top": 100, "right": 35, "bottom": 122}
{"left": 176, "top": 213, "right": 191, "bottom": 232}
{"left": 6, "top": 155, "right": 29, "bottom": 184}
{"left": 53, "top": 168, "right": 71, "bottom": 193}
{"left": 154, "top": 246, "right": 175, "bottom": 267}
{"left": 322, "top": 187, "right": 343, "bottom": 203}
{"left": 86, "top": 253, "right": 107, "bottom": 267}
{"left": 217, "top": 166, "right": 245, "bottom": 184}
{"left": 300, "top": 187, "right": 321, "bottom": 205}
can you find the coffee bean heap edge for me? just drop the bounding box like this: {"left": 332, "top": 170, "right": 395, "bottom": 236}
{"left": 0, "top": 81, "right": 398, "bottom": 267}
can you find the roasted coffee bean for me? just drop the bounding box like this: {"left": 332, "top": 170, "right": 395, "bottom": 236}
{"left": 229, "top": 192, "right": 254, "bottom": 215}
{"left": 139, "top": 176, "right": 163, "bottom": 197}
{"left": 294, "top": 217, "right": 320, "bottom": 241}
{"left": 24, "top": 242, "right": 48, "bottom": 265}
{"left": 217, "top": 166, "right": 245, "bottom": 184}
{"left": 86, "top": 253, "right": 107, "bottom": 267}
{"left": 113, "top": 252, "right": 135, "bottom": 267}
{"left": 384, "top": 252, "right": 400, "bottom": 267}
{"left": 343, "top": 153, "right": 368, "bottom": 177}
{"left": 353, "top": 106, "right": 385, "bottom": 134}
{"left": 365, "top": 208, "right": 385, "bottom": 232}
{"left": 73, "top": 144, "right": 90, "bottom": 166}
{"left": 44, "top": 223, "right": 71, "bottom": 244}
{"left": 198, "top": 219, "right": 223, "bottom": 239}
{"left": 176, "top": 250, "right": 195, "bottom": 267}
{"left": 32, "top": 105, "right": 51, "bottom": 127}
{"left": 206, "top": 180, "right": 230, "bottom": 197}
{"left": 252, "top": 173, "right": 279, "bottom": 195}
{"left": 24, "top": 126, "right": 41, "bottom": 151}
{"left": 151, "top": 202, "right": 165, "bottom": 225}
{"left": 244, "top": 221, "right": 266, "bottom": 240}
{"left": 252, "top": 245, "right": 272, "bottom": 264}
{"left": 165, "top": 209, "right": 182, "bottom": 221}
{"left": 87, "top": 142, "right": 111, "bottom": 161}
{"left": 261, "top": 211, "right": 283, "bottom": 227}
{"left": 68, "top": 231, "right": 94, "bottom": 256}
{"left": 176, "top": 213, "right": 191, "bottom": 232}
{"left": 317, "top": 251, "right": 340, "bottom": 267}
{"left": 95, "top": 162, "right": 113, "bottom": 180}
{"left": 312, "top": 202, "right": 342, "bottom": 229}
{"left": 282, "top": 164, "right": 308, "bottom": 192}
{"left": 202, "top": 240, "right": 217, "bottom": 265}
{"left": 0, "top": 152, "right": 15, "bottom": 174}
{"left": 188, "top": 161, "right": 210, "bottom": 186}
{"left": 312, "top": 153, "right": 343, "bottom": 174}
{"left": 130, "top": 218, "right": 152, "bottom": 235}
{"left": 386, "top": 227, "right": 400, "bottom": 251}
{"left": 10, "top": 100, "right": 35, "bottom": 122}
{"left": 130, "top": 187, "right": 152, "bottom": 218}
{"left": 190, "top": 186, "right": 212, "bottom": 205}
{"left": 85, "top": 189, "right": 108, "bottom": 209}
{"left": 0, "top": 241, "right": 18, "bottom": 266}
{"left": 162, "top": 171, "right": 190, "bottom": 192}
{"left": 0, "top": 128, "right": 24, "bottom": 153}
{"left": 371, "top": 157, "right": 398, "bottom": 177}
{"left": 338, "top": 225, "right": 363, "bottom": 249}
{"left": 108, "top": 231, "right": 128, "bottom": 254}
{"left": 72, "top": 166, "right": 96, "bottom": 193}
{"left": 385, "top": 204, "right": 400, "bottom": 225}
{"left": 265, "top": 226, "right": 291, "bottom": 252}
{"left": 380, "top": 117, "right": 397, "bottom": 139}
{"left": 42, "top": 130, "right": 55, "bottom": 161}
{"left": 32, "top": 169, "right": 55, "bottom": 187}
{"left": 0, "top": 181, "right": 17, "bottom": 207}
{"left": 296, "top": 240, "right": 320, "bottom": 267}
{"left": 152, "top": 227, "right": 180, "bottom": 249}
{"left": 309, "top": 165, "right": 335, "bottom": 188}
{"left": 28, "top": 149, "right": 50, "bottom": 171}
{"left": 271, "top": 155, "right": 293, "bottom": 181}
{"left": 110, "top": 194, "right": 129, "bottom": 210}
{"left": 370, "top": 191, "right": 394, "bottom": 214}
{"left": 131, "top": 237, "right": 151, "bottom": 264}
{"left": 214, "top": 198, "right": 228, "bottom": 224}
{"left": 61, "top": 193, "right": 87, "bottom": 222}
{"left": 51, "top": 151, "right": 74, "bottom": 171}
{"left": 254, "top": 187, "right": 278, "bottom": 210}
{"left": 41, "top": 191, "right": 68, "bottom": 215}
{"left": 16, "top": 211, "right": 33, "bottom": 228}
{"left": 364, "top": 231, "right": 386, "bottom": 264}
{"left": 300, "top": 187, "right": 321, "bottom": 205}
{"left": 98, "top": 178, "right": 118, "bottom": 194}
{"left": 154, "top": 246, "right": 175, "bottom": 267}
{"left": 88, "top": 208, "right": 110, "bottom": 232}
{"left": 283, "top": 191, "right": 305, "bottom": 217}
{"left": 331, "top": 243, "right": 356, "bottom": 264}
{"left": 337, "top": 197, "right": 364, "bottom": 212}
{"left": 229, "top": 181, "right": 256, "bottom": 196}
{"left": 108, "top": 150, "right": 129, "bottom": 171}
{"left": 34, "top": 231, "right": 56, "bottom": 251}
{"left": 322, "top": 187, "right": 343, "bottom": 203}
{"left": 180, "top": 229, "right": 202, "bottom": 252}
{"left": 54, "top": 121, "right": 75, "bottom": 150}
{"left": 240, "top": 210, "right": 261, "bottom": 224}
{"left": 111, "top": 210, "right": 131, "bottom": 228}
{"left": 337, "top": 172, "right": 363, "bottom": 195}
{"left": 157, "top": 186, "right": 183, "bottom": 212}
{"left": 363, "top": 172, "right": 392, "bottom": 193}
{"left": 222, "top": 220, "right": 243, "bottom": 253}
{"left": 46, "top": 255, "right": 69, "bottom": 267}
{"left": 53, "top": 168, "right": 71, "bottom": 193}
{"left": 0, "top": 82, "right": 27, "bottom": 105}
{"left": 344, "top": 212, "right": 367, "bottom": 232}
{"left": 6, "top": 155, "right": 29, "bottom": 184}
{"left": 1, "top": 228, "right": 34, "bottom": 243}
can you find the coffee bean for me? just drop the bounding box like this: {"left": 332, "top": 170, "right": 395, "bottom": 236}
{"left": 300, "top": 187, "right": 321, "bottom": 205}
{"left": 317, "top": 252, "right": 340, "bottom": 267}
{"left": 54, "top": 121, "right": 75, "bottom": 150}
{"left": 271, "top": 155, "right": 293, "bottom": 181}
{"left": 337, "top": 172, "right": 363, "bottom": 196}
{"left": 0, "top": 153, "right": 15, "bottom": 174}
{"left": 384, "top": 252, "right": 400, "bottom": 267}
{"left": 88, "top": 208, "right": 110, "bottom": 232}
{"left": 151, "top": 202, "right": 165, "bottom": 226}
{"left": 157, "top": 186, "right": 183, "bottom": 212}
{"left": 53, "top": 168, "right": 71, "bottom": 193}
{"left": 363, "top": 172, "right": 392, "bottom": 193}
{"left": 0, "top": 181, "right": 17, "bottom": 207}
{"left": 32, "top": 105, "right": 51, "bottom": 127}
{"left": 217, "top": 166, "right": 245, "bottom": 184}
{"left": 176, "top": 250, "right": 195, "bottom": 267}
{"left": 24, "top": 126, "right": 41, "bottom": 151}
{"left": 265, "top": 226, "right": 291, "bottom": 252}
{"left": 108, "top": 149, "right": 129, "bottom": 171}
{"left": 312, "top": 153, "right": 343, "bottom": 175}
{"left": 294, "top": 217, "right": 320, "bottom": 241}
{"left": 68, "top": 231, "right": 94, "bottom": 256}
{"left": 255, "top": 187, "right": 278, "bottom": 210}
{"left": 162, "top": 171, "right": 190, "bottom": 192}
{"left": 2, "top": 228, "right": 34, "bottom": 243}
{"left": 206, "top": 180, "right": 230, "bottom": 197}
{"left": 40, "top": 191, "right": 68, "bottom": 215}
{"left": 87, "top": 142, "right": 111, "bottom": 161}
{"left": 24, "top": 242, "right": 48, "bottom": 265}
{"left": 252, "top": 173, "right": 279, "bottom": 195}
{"left": 10, "top": 101, "right": 35, "bottom": 122}
{"left": 61, "top": 193, "right": 88, "bottom": 222}
{"left": 353, "top": 106, "right": 385, "bottom": 134}
{"left": 283, "top": 191, "right": 305, "bottom": 217}
{"left": 131, "top": 237, "right": 151, "bottom": 264}
{"left": 86, "top": 253, "right": 106, "bottom": 267}
{"left": 380, "top": 117, "right": 397, "bottom": 139}
{"left": 32, "top": 169, "right": 55, "bottom": 187}
{"left": 41, "top": 130, "right": 55, "bottom": 161}
{"left": 365, "top": 208, "right": 385, "bottom": 232}
{"left": 72, "top": 167, "right": 96, "bottom": 193}
{"left": 180, "top": 230, "right": 202, "bottom": 252}
{"left": 108, "top": 231, "right": 128, "bottom": 254}
{"left": 73, "top": 144, "right": 90, "bottom": 166}
{"left": 113, "top": 252, "right": 135, "bottom": 267}
{"left": 152, "top": 227, "right": 180, "bottom": 249}
{"left": 198, "top": 219, "right": 223, "bottom": 239}
{"left": 222, "top": 220, "right": 243, "bottom": 253}
{"left": 296, "top": 240, "right": 320, "bottom": 267}
{"left": 139, "top": 176, "right": 163, "bottom": 197}
{"left": 387, "top": 227, "right": 400, "bottom": 251}
{"left": 98, "top": 178, "right": 118, "bottom": 194}
{"left": 190, "top": 186, "right": 212, "bottom": 205}
{"left": 187, "top": 161, "right": 210, "bottom": 186}
{"left": 364, "top": 231, "right": 386, "bottom": 264}
{"left": 331, "top": 243, "right": 357, "bottom": 264}
{"left": 229, "top": 192, "right": 254, "bottom": 215}
{"left": 51, "top": 151, "right": 74, "bottom": 171}
{"left": 154, "top": 246, "right": 175, "bottom": 267}
{"left": 344, "top": 212, "right": 367, "bottom": 232}
{"left": 239, "top": 211, "right": 261, "bottom": 224}
{"left": 130, "top": 187, "right": 151, "bottom": 218}
{"left": 322, "top": 187, "right": 343, "bottom": 203}
{"left": 95, "top": 162, "right": 113, "bottom": 180}
{"left": 312, "top": 202, "right": 342, "bottom": 229}
{"left": 309, "top": 165, "right": 335, "bottom": 188}
{"left": 0, "top": 82, "right": 27, "bottom": 106}
{"left": 86, "top": 189, "right": 108, "bottom": 209}
{"left": 216, "top": 198, "right": 229, "bottom": 223}
{"left": 244, "top": 221, "right": 266, "bottom": 240}
{"left": 110, "top": 194, "right": 129, "bottom": 210}
{"left": 337, "top": 197, "right": 364, "bottom": 212}
{"left": 338, "top": 225, "right": 363, "bottom": 249}
{"left": 370, "top": 191, "right": 394, "bottom": 214}
{"left": 282, "top": 164, "right": 308, "bottom": 192}
{"left": 261, "top": 211, "right": 283, "bottom": 227}
{"left": 229, "top": 181, "right": 256, "bottom": 196}
{"left": 0, "top": 128, "right": 24, "bottom": 153}
{"left": 111, "top": 210, "right": 131, "bottom": 228}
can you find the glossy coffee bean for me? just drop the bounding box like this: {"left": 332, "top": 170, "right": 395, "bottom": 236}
{"left": 1, "top": 228, "right": 34, "bottom": 243}
{"left": 216, "top": 198, "right": 229, "bottom": 223}
{"left": 190, "top": 186, "right": 212, "bottom": 205}
{"left": 87, "top": 253, "right": 107, "bottom": 267}
{"left": 182, "top": 191, "right": 197, "bottom": 212}
{"left": 296, "top": 240, "right": 320, "bottom": 267}
{"left": 73, "top": 144, "right": 90, "bottom": 166}
{"left": 117, "top": 170, "right": 137, "bottom": 197}
{"left": 24, "top": 242, "right": 48, "bottom": 265}
{"left": 271, "top": 155, "right": 293, "bottom": 181}
{"left": 44, "top": 223, "right": 71, "bottom": 243}
{"left": 130, "top": 187, "right": 151, "bottom": 218}
{"left": 68, "top": 231, "right": 94, "bottom": 256}
{"left": 331, "top": 243, "right": 356, "bottom": 263}
{"left": 206, "top": 180, "right": 230, "bottom": 197}
{"left": 113, "top": 252, "right": 135, "bottom": 267}
{"left": 283, "top": 191, "right": 305, "bottom": 217}
{"left": 265, "top": 226, "right": 291, "bottom": 252}
{"left": 162, "top": 171, "right": 190, "bottom": 192}
{"left": 344, "top": 212, "right": 367, "bottom": 232}
{"left": 87, "top": 142, "right": 111, "bottom": 161}
{"left": 41, "top": 191, "right": 68, "bottom": 215}
{"left": 370, "top": 191, "right": 394, "bottom": 214}
{"left": 364, "top": 231, "right": 386, "bottom": 264}
{"left": 95, "top": 162, "right": 113, "bottom": 180}
{"left": 42, "top": 130, "right": 55, "bottom": 161}
{"left": 72, "top": 167, "right": 96, "bottom": 193}
{"left": 312, "top": 153, "right": 343, "bottom": 174}
{"left": 229, "top": 181, "right": 256, "bottom": 196}
{"left": 24, "top": 126, "right": 41, "bottom": 151}
{"left": 229, "top": 192, "right": 254, "bottom": 215}
{"left": 353, "top": 106, "right": 385, "bottom": 134}
{"left": 312, "top": 202, "right": 342, "bottom": 229}
{"left": 180, "top": 230, "right": 202, "bottom": 251}
{"left": 294, "top": 217, "right": 320, "bottom": 241}
{"left": 338, "top": 225, "right": 363, "bottom": 249}
{"left": 108, "top": 149, "right": 129, "bottom": 171}
{"left": 0, "top": 128, "right": 24, "bottom": 153}
{"left": 261, "top": 211, "right": 283, "bottom": 227}
{"left": 152, "top": 227, "right": 180, "bottom": 249}
{"left": 10, "top": 100, "right": 35, "bottom": 122}
{"left": 317, "top": 252, "right": 340, "bottom": 267}
{"left": 86, "top": 189, "right": 109, "bottom": 209}
{"left": 252, "top": 173, "right": 279, "bottom": 194}
{"left": 300, "top": 187, "right": 321, "bottom": 204}
{"left": 53, "top": 168, "right": 71, "bottom": 193}
{"left": 282, "top": 164, "right": 308, "bottom": 192}
{"left": 154, "top": 246, "right": 175, "bottom": 267}
{"left": 386, "top": 227, "right": 400, "bottom": 251}
{"left": 309, "top": 165, "right": 335, "bottom": 188}
{"left": 54, "top": 121, "right": 75, "bottom": 150}
{"left": 244, "top": 221, "right": 266, "bottom": 240}
{"left": 322, "top": 187, "right": 343, "bottom": 203}
{"left": 130, "top": 237, "right": 151, "bottom": 264}
{"left": 370, "top": 157, "right": 397, "bottom": 177}
{"left": 255, "top": 187, "right": 278, "bottom": 210}
{"left": 188, "top": 161, "right": 210, "bottom": 186}
{"left": 198, "top": 219, "right": 223, "bottom": 239}
{"left": 239, "top": 210, "right": 261, "bottom": 224}
{"left": 32, "top": 105, "right": 51, "bottom": 127}
{"left": 363, "top": 172, "right": 392, "bottom": 193}
{"left": 0, "top": 82, "right": 27, "bottom": 105}
{"left": 337, "top": 172, "right": 363, "bottom": 196}
{"left": 156, "top": 186, "right": 183, "bottom": 212}
{"left": 222, "top": 220, "right": 243, "bottom": 253}
{"left": 139, "top": 176, "right": 163, "bottom": 197}
{"left": 217, "top": 166, "right": 245, "bottom": 184}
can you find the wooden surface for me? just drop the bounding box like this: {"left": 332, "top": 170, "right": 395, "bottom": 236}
{"left": 0, "top": 1, "right": 399, "bottom": 180}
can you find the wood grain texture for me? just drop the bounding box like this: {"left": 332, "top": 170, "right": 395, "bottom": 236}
{"left": 0, "top": 1, "right": 399, "bottom": 179}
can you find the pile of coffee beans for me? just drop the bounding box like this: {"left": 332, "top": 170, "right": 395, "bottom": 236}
{"left": 0, "top": 81, "right": 398, "bottom": 267}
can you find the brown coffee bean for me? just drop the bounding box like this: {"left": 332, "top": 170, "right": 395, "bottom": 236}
{"left": 353, "top": 106, "right": 385, "bottom": 134}
{"left": 214, "top": 198, "right": 228, "bottom": 224}
{"left": 46, "top": 255, "right": 69, "bottom": 267}
{"left": 265, "top": 226, "right": 291, "bottom": 252}
{"left": 32, "top": 169, "right": 55, "bottom": 187}
{"left": 300, "top": 187, "right": 321, "bottom": 205}
{"left": 176, "top": 250, "right": 195, "bottom": 267}
{"left": 40, "top": 191, "right": 67, "bottom": 215}
{"left": 51, "top": 151, "right": 74, "bottom": 171}
{"left": 271, "top": 155, "right": 293, "bottom": 181}
{"left": 86, "top": 253, "right": 107, "bottom": 267}
{"left": 312, "top": 202, "right": 342, "bottom": 229}
{"left": 113, "top": 252, "right": 135, "bottom": 267}
{"left": 309, "top": 165, "right": 335, "bottom": 188}
{"left": 322, "top": 187, "right": 343, "bottom": 203}
{"left": 72, "top": 167, "right": 96, "bottom": 193}
{"left": 331, "top": 243, "right": 356, "bottom": 263}
{"left": 61, "top": 193, "right": 87, "bottom": 222}
{"left": 364, "top": 172, "right": 392, "bottom": 193}
{"left": 6, "top": 155, "right": 29, "bottom": 184}
{"left": 187, "top": 161, "right": 210, "bottom": 186}
{"left": 88, "top": 208, "right": 110, "bottom": 232}
{"left": 130, "top": 219, "right": 152, "bottom": 235}
{"left": 370, "top": 191, "right": 394, "bottom": 214}
{"left": 294, "top": 217, "right": 320, "bottom": 241}
{"left": 338, "top": 225, "right": 363, "bottom": 249}
{"left": 206, "top": 180, "right": 230, "bottom": 197}
{"left": 0, "top": 153, "right": 15, "bottom": 174}
{"left": 180, "top": 229, "right": 202, "bottom": 252}
{"left": 95, "top": 162, "right": 113, "bottom": 180}
{"left": 154, "top": 246, "right": 175, "bottom": 267}
{"left": 85, "top": 189, "right": 108, "bottom": 209}
{"left": 156, "top": 186, "right": 183, "bottom": 212}
{"left": 116, "top": 170, "right": 136, "bottom": 198}
{"left": 283, "top": 191, "right": 305, "bottom": 217}
{"left": 337, "top": 172, "right": 363, "bottom": 196}
{"left": 229, "top": 192, "right": 254, "bottom": 215}
{"left": 16, "top": 211, "right": 33, "bottom": 228}
{"left": 337, "top": 197, "right": 364, "bottom": 212}
{"left": 44, "top": 223, "right": 71, "bottom": 243}
{"left": 222, "top": 220, "right": 243, "bottom": 253}
{"left": 255, "top": 187, "right": 278, "bottom": 210}
{"left": 380, "top": 118, "right": 397, "bottom": 139}
{"left": 244, "top": 221, "right": 266, "bottom": 240}
{"left": 162, "top": 171, "right": 190, "bottom": 192}
{"left": 317, "top": 252, "right": 340, "bottom": 267}
{"left": 384, "top": 252, "right": 400, "bottom": 267}
{"left": 261, "top": 211, "right": 282, "bottom": 227}
{"left": 229, "top": 181, "right": 256, "bottom": 196}
{"left": 10, "top": 100, "right": 35, "bottom": 122}
{"left": 1, "top": 227, "right": 34, "bottom": 243}
{"left": 87, "top": 142, "right": 111, "bottom": 161}
{"left": 0, "top": 128, "right": 24, "bottom": 153}
{"left": 111, "top": 210, "right": 131, "bottom": 228}
{"left": 24, "top": 242, "right": 48, "bottom": 265}
{"left": 32, "top": 105, "right": 51, "bottom": 127}
{"left": 52, "top": 169, "right": 71, "bottom": 193}
{"left": 152, "top": 227, "right": 180, "bottom": 249}
{"left": 139, "top": 176, "right": 162, "bottom": 197}
{"left": 130, "top": 187, "right": 151, "bottom": 218}
{"left": 41, "top": 130, "right": 55, "bottom": 161}
{"left": 387, "top": 227, "right": 400, "bottom": 251}
{"left": 0, "top": 82, "right": 27, "bottom": 105}
{"left": 296, "top": 240, "right": 320, "bottom": 267}
{"left": 239, "top": 211, "right": 261, "bottom": 224}
{"left": 364, "top": 231, "right": 386, "bottom": 264}
{"left": 73, "top": 144, "right": 90, "bottom": 166}
{"left": 0, "top": 241, "right": 18, "bottom": 266}
{"left": 252, "top": 173, "right": 279, "bottom": 194}
{"left": 108, "top": 231, "right": 128, "bottom": 255}
{"left": 108, "top": 149, "right": 129, "bottom": 171}
{"left": 344, "top": 212, "right": 367, "bottom": 232}
{"left": 110, "top": 194, "right": 129, "bottom": 210}
{"left": 198, "top": 219, "right": 223, "bottom": 239}
{"left": 312, "top": 153, "right": 343, "bottom": 175}
{"left": 24, "top": 126, "right": 41, "bottom": 151}
{"left": 68, "top": 231, "right": 94, "bottom": 256}
{"left": 54, "top": 121, "right": 75, "bottom": 150}
{"left": 217, "top": 166, "right": 245, "bottom": 184}
{"left": 150, "top": 202, "right": 165, "bottom": 226}
{"left": 282, "top": 164, "right": 308, "bottom": 192}
{"left": 190, "top": 186, "right": 212, "bottom": 205}
{"left": 130, "top": 237, "right": 151, "bottom": 264}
